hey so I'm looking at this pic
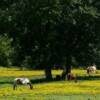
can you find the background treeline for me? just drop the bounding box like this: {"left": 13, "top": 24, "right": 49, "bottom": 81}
{"left": 0, "top": 0, "right": 100, "bottom": 78}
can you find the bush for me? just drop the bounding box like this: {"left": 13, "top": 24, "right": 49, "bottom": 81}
{"left": 0, "top": 34, "right": 13, "bottom": 66}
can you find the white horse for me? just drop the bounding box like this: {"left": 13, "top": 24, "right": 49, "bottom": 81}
{"left": 13, "top": 78, "right": 33, "bottom": 90}
{"left": 87, "top": 65, "right": 97, "bottom": 74}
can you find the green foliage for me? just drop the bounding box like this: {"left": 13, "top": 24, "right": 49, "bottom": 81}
{"left": 0, "top": 35, "right": 13, "bottom": 66}
{"left": 0, "top": 0, "right": 100, "bottom": 71}
{"left": 21, "top": 56, "right": 33, "bottom": 69}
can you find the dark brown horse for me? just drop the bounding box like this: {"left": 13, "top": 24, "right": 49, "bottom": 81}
{"left": 67, "top": 73, "right": 77, "bottom": 82}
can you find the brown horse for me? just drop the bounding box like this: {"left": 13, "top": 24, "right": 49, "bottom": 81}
{"left": 67, "top": 73, "right": 77, "bottom": 82}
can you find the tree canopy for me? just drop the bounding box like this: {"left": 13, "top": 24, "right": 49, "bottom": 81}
{"left": 0, "top": 0, "right": 100, "bottom": 78}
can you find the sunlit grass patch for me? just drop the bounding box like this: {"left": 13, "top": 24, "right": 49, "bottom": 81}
{"left": 0, "top": 70, "right": 44, "bottom": 77}
{"left": 0, "top": 80, "right": 100, "bottom": 97}
{"left": 0, "top": 67, "right": 100, "bottom": 77}
{"left": 0, "top": 67, "right": 100, "bottom": 99}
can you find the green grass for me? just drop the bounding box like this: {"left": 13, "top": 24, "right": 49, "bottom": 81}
{"left": 0, "top": 94, "right": 100, "bottom": 100}
{"left": 0, "top": 67, "right": 100, "bottom": 100}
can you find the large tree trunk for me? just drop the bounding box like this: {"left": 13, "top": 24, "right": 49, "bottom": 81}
{"left": 62, "top": 56, "right": 72, "bottom": 79}
{"left": 65, "top": 65, "right": 72, "bottom": 74}
{"left": 45, "top": 66, "right": 52, "bottom": 79}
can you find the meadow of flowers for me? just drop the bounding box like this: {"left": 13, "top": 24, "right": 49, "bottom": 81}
{"left": 0, "top": 67, "right": 100, "bottom": 100}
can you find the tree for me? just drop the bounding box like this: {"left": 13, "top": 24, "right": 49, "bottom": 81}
{"left": 0, "top": 0, "right": 100, "bottom": 80}
{"left": 0, "top": 34, "right": 13, "bottom": 66}
{"left": 56, "top": 0, "right": 100, "bottom": 78}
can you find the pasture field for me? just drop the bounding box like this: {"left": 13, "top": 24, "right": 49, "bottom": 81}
{"left": 0, "top": 67, "right": 100, "bottom": 100}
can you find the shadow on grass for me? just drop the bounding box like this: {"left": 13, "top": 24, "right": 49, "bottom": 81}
{"left": 0, "top": 75, "right": 100, "bottom": 85}
{"left": 0, "top": 76, "right": 61, "bottom": 85}
{"left": 77, "top": 75, "right": 100, "bottom": 81}
{"left": 31, "top": 75, "right": 100, "bottom": 84}
{"left": 31, "top": 77, "right": 63, "bottom": 84}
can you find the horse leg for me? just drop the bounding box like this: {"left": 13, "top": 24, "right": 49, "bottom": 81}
{"left": 13, "top": 82, "right": 17, "bottom": 90}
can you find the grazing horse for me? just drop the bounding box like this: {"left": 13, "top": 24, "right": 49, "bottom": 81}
{"left": 87, "top": 65, "right": 97, "bottom": 74}
{"left": 13, "top": 78, "right": 33, "bottom": 90}
{"left": 67, "top": 73, "right": 77, "bottom": 82}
